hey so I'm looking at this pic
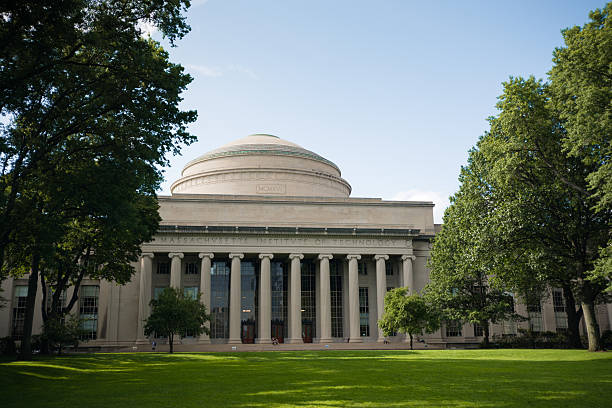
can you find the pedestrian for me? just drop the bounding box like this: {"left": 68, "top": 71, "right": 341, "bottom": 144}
{"left": 152, "top": 340, "right": 157, "bottom": 352}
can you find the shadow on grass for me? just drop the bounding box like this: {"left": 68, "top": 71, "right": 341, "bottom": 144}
{"left": 1, "top": 350, "right": 610, "bottom": 408}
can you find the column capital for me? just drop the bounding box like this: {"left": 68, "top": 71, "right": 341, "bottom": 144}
{"left": 198, "top": 253, "right": 214, "bottom": 260}
{"left": 229, "top": 253, "right": 244, "bottom": 260}
{"left": 258, "top": 253, "right": 274, "bottom": 260}
{"left": 318, "top": 254, "right": 333, "bottom": 260}
{"left": 401, "top": 255, "right": 416, "bottom": 261}
{"left": 374, "top": 254, "right": 389, "bottom": 261}
{"left": 141, "top": 253, "right": 154, "bottom": 259}
{"left": 168, "top": 252, "right": 184, "bottom": 259}
{"left": 346, "top": 254, "right": 361, "bottom": 261}
{"left": 289, "top": 253, "right": 304, "bottom": 260}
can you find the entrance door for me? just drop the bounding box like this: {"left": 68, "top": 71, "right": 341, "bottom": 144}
{"left": 302, "top": 322, "right": 313, "bottom": 343}
{"left": 242, "top": 322, "right": 255, "bottom": 344}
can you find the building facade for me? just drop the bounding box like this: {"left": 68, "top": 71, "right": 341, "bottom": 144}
{"left": 1, "top": 134, "right": 611, "bottom": 348}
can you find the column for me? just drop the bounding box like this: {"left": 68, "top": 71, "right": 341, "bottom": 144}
{"left": 375, "top": 254, "right": 389, "bottom": 342}
{"left": 258, "top": 254, "right": 274, "bottom": 344}
{"left": 318, "top": 254, "right": 333, "bottom": 343}
{"left": 402, "top": 255, "right": 416, "bottom": 294}
{"left": 228, "top": 253, "right": 243, "bottom": 344}
{"left": 168, "top": 252, "right": 184, "bottom": 289}
{"left": 288, "top": 253, "right": 304, "bottom": 344}
{"left": 347, "top": 254, "right": 362, "bottom": 343}
{"left": 137, "top": 253, "right": 154, "bottom": 344}
{"left": 198, "top": 253, "right": 214, "bottom": 344}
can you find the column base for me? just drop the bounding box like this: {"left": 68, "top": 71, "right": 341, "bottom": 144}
{"left": 256, "top": 338, "right": 272, "bottom": 344}
{"left": 318, "top": 338, "right": 332, "bottom": 343}
{"left": 228, "top": 338, "right": 242, "bottom": 344}
{"left": 135, "top": 338, "right": 150, "bottom": 345}
{"left": 197, "top": 337, "right": 211, "bottom": 344}
{"left": 348, "top": 338, "right": 363, "bottom": 343}
{"left": 286, "top": 338, "right": 303, "bottom": 344}
{"left": 376, "top": 337, "right": 386, "bottom": 343}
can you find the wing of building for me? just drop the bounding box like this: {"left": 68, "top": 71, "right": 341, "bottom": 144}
{"left": 2, "top": 134, "right": 611, "bottom": 349}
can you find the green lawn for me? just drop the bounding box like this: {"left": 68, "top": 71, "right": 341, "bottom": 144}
{"left": 1, "top": 349, "right": 611, "bottom": 407}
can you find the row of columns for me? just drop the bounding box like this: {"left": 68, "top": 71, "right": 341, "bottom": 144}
{"left": 137, "top": 252, "right": 416, "bottom": 344}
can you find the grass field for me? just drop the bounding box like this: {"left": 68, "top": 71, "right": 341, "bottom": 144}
{"left": 1, "top": 349, "right": 611, "bottom": 407}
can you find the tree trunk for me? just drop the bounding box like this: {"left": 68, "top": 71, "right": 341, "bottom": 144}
{"left": 409, "top": 333, "right": 413, "bottom": 350}
{"left": 19, "top": 250, "right": 40, "bottom": 361}
{"left": 483, "top": 322, "right": 490, "bottom": 347}
{"left": 169, "top": 333, "right": 173, "bottom": 354}
{"left": 563, "top": 286, "right": 583, "bottom": 348}
{"left": 582, "top": 300, "right": 602, "bottom": 352}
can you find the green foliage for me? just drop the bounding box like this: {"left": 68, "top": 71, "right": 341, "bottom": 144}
{"left": 41, "top": 315, "right": 84, "bottom": 354}
{"left": 0, "top": 336, "right": 16, "bottom": 356}
{"left": 378, "top": 289, "right": 439, "bottom": 349}
{"left": 491, "top": 330, "right": 572, "bottom": 349}
{"left": 0, "top": 0, "right": 196, "bottom": 359}
{"left": 144, "top": 287, "right": 210, "bottom": 353}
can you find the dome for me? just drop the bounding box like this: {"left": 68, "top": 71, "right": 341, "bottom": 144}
{"left": 170, "top": 134, "right": 352, "bottom": 197}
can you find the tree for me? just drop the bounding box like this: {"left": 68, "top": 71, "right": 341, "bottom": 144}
{"left": 0, "top": 0, "right": 197, "bottom": 359}
{"left": 41, "top": 315, "right": 84, "bottom": 355}
{"left": 144, "top": 288, "right": 210, "bottom": 353}
{"left": 549, "top": 3, "right": 612, "bottom": 292}
{"left": 378, "top": 289, "right": 439, "bottom": 350}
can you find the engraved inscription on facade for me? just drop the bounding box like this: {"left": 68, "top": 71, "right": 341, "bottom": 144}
{"left": 256, "top": 184, "right": 286, "bottom": 194}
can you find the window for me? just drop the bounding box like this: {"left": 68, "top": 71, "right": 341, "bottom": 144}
{"left": 359, "top": 287, "right": 369, "bottom": 337}
{"left": 330, "top": 260, "right": 344, "bottom": 338}
{"left": 358, "top": 261, "right": 367, "bottom": 276}
{"left": 385, "top": 262, "right": 393, "bottom": 276}
{"left": 157, "top": 261, "right": 170, "bottom": 274}
{"left": 46, "top": 288, "right": 67, "bottom": 315}
{"left": 79, "top": 285, "right": 99, "bottom": 340}
{"left": 185, "top": 262, "right": 198, "bottom": 275}
{"left": 527, "top": 302, "right": 543, "bottom": 332}
{"left": 473, "top": 323, "right": 484, "bottom": 337}
{"left": 446, "top": 320, "right": 462, "bottom": 337}
{"left": 301, "top": 262, "right": 316, "bottom": 341}
{"left": 183, "top": 286, "right": 198, "bottom": 300}
{"left": 210, "top": 261, "right": 230, "bottom": 339}
{"left": 11, "top": 286, "right": 28, "bottom": 340}
{"left": 154, "top": 287, "right": 167, "bottom": 299}
{"left": 271, "top": 261, "right": 288, "bottom": 341}
{"left": 552, "top": 289, "right": 568, "bottom": 333}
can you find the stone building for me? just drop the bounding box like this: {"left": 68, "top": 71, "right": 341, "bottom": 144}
{"left": 1, "top": 134, "right": 610, "bottom": 348}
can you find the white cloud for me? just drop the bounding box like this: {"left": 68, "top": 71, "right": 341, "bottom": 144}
{"left": 390, "top": 190, "right": 450, "bottom": 224}
{"left": 228, "top": 64, "right": 259, "bottom": 80}
{"left": 185, "top": 64, "right": 223, "bottom": 77}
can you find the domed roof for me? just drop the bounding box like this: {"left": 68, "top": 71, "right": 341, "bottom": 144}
{"left": 188, "top": 134, "right": 340, "bottom": 172}
{"left": 171, "top": 134, "right": 351, "bottom": 198}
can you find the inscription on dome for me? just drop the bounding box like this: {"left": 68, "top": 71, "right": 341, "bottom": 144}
{"left": 256, "top": 184, "right": 286, "bottom": 194}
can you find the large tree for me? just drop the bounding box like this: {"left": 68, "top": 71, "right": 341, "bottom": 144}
{"left": 0, "top": 0, "right": 197, "bottom": 359}
{"left": 144, "top": 288, "right": 210, "bottom": 353}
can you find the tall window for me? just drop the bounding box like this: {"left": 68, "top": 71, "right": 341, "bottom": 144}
{"left": 79, "top": 285, "right": 99, "bottom": 340}
{"left": 183, "top": 286, "right": 198, "bottom": 300}
{"left": 210, "top": 261, "right": 230, "bottom": 339}
{"left": 552, "top": 289, "right": 568, "bottom": 333}
{"left": 385, "top": 262, "right": 393, "bottom": 276}
{"left": 358, "top": 261, "right": 368, "bottom": 276}
{"left": 271, "top": 261, "right": 288, "bottom": 341}
{"left": 154, "top": 287, "right": 167, "bottom": 299}
{"left": 11, "top": 286, "right": 28, "bottom": 340}
{"left": 330, "top": 260, "right": 344, "bottom": 338}
{"left": 359, "top": 287, "right": 369, "bottom": 337}
{"left": 185, "top": 262, "right": 198, "bottom": 275}
{"left": 473, "top": 323, "right": 484, "bottom": 337}
{"left": 301, "top": 261, "right": 316, "bottom": 341}
{"left": 446, "top": 320, "right": 462, "bottom": 337}
{"left": 240, "top": 261, "right": 257, "bottom": 343}
{"left": 46, "top": 288, "right": 66, "bottom": 316}
{"left": 157, "top": 261, "right": 169, "bottom": 274}
{"left": 527, "top": 302, "right": 543, "bottom": 332}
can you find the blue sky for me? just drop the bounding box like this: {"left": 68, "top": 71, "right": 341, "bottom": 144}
{"left": 154, "top": 0, "right": 605, "bottom": 222}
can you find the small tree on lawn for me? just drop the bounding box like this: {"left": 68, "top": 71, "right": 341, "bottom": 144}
{"left": 41, "top": 315, "right": 84, "bottom": 355}
{"left": 144, "top": 288, "right": 210, "bottom": 353}
{"left": 378, "top": 288, "right": 440, "bottom": 350}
